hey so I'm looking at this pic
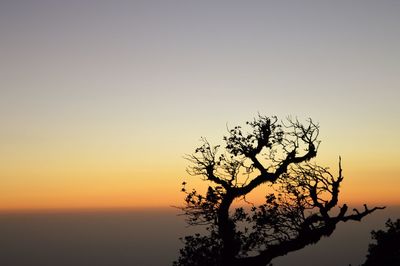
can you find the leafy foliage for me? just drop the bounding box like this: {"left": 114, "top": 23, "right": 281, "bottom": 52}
{"left": 173, "top": 232, "right": 222, "bottom": 266}
{"left": 363, "top": 218, "right": 400, "bottom": 266}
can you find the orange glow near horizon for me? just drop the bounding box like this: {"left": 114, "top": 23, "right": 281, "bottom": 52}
{"left": 1, "top": 142, "right": 399, "bottom": 211}
{"left": 1, "top": 133, "right": 399, "bottom": 211}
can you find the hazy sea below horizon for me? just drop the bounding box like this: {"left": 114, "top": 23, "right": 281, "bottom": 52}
{"left": 0, "top": 206, "right": 399, "bottom": 266}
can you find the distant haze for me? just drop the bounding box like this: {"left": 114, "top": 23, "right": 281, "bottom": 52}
{"left": 0, "top": 206, "right": 399, "bottom": 266}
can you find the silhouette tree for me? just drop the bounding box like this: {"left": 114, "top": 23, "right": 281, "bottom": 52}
{"left": 174, "top": 115, "right": 384, "bottom": 266}
{"left": 362, "top": 218, "right": 400, "bottom": 266}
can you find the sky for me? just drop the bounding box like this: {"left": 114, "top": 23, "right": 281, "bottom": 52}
{"left": 0, "top": 0, "right": 399, "bottom": 210}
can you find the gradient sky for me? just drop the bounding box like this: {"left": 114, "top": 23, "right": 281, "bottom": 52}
{"left": 0, "top": 0, "right": 399, "bottom": 210}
